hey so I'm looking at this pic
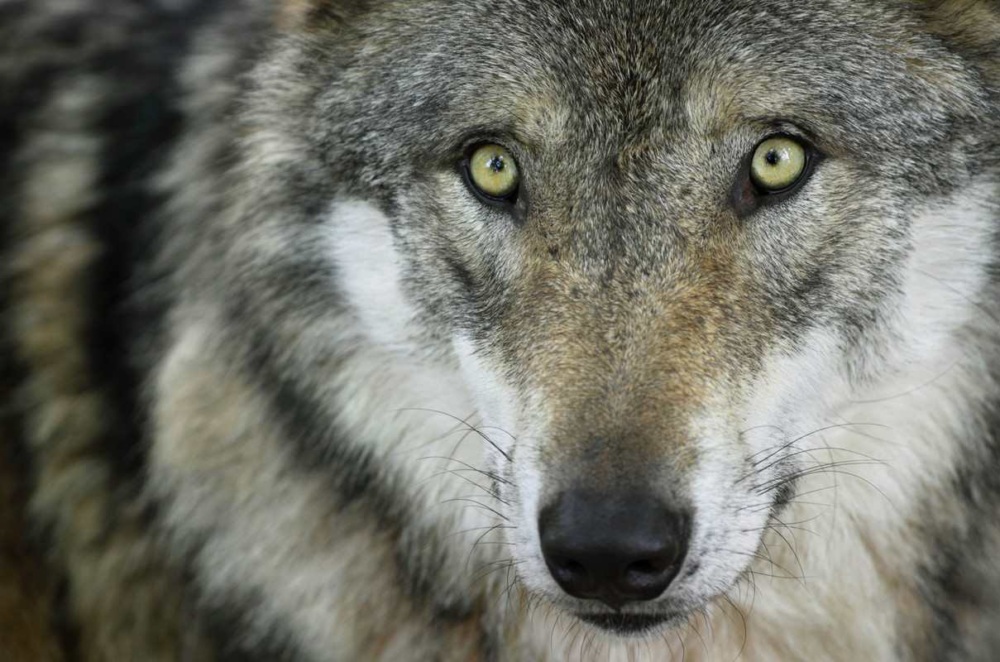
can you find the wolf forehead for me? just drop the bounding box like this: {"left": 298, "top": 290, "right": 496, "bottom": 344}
{"left": 301, "top": 0, "right": 986, "bottom": 183}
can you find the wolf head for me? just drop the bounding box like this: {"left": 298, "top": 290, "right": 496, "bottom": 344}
{"left": 195, "top": 0, "right": 1000, "bottom": 642}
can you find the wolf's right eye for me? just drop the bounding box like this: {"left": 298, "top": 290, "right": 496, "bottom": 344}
{"left": 463, "top": 143, "right": 520, "bottom": 204}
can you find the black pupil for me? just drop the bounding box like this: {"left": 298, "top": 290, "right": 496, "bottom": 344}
{"left": 765, "top": 149, "right": 782, "bottom": 166}
{"left": 488, "top": 155, "right": 505, "bottom": 173}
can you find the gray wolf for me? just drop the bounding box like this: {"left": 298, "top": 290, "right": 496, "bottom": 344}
{"left": 1, "top": 0, "right": 999, "bottom": 659}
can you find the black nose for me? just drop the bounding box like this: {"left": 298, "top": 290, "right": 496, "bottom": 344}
{"left": 539, "top": 490, "right": 690, "bottom": 609}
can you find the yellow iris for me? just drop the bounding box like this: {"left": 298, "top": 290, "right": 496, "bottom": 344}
{"left": 750, "top": 136, "right": 807, "bottom": 191}
{"left": 468, "top": 144, "right": 519, "bottom": 199}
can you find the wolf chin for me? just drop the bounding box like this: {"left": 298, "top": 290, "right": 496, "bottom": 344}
{"left": 2, "top": 0, "right": 1000, "bottom": 660}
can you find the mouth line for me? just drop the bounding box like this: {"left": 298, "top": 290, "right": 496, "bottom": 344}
{"left": 576, "top": 612, "right": 674, "bottom": 635}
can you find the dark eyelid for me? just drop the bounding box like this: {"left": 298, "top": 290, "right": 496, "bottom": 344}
{"left": 732, "top": 132, "right": 824, "bottom": 218}
{"left": 745, "top": 116, "right": 823, "bottom": 146}
{"left": 460, "top": 142, "right": 521, "bottom": 208}
{"left": 453, "top": 130, "right": 527, "bottom": 164}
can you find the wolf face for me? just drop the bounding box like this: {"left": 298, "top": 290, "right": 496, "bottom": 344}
{"left": 217, "top": 0, "right": 1000, "bottom": 640}
{"left": 9, "top": 0, "right": 995, "bottom": 658}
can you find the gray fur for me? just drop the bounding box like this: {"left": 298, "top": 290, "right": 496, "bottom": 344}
{"left": 1, "top": 0, "right": 999, "bottom": 659}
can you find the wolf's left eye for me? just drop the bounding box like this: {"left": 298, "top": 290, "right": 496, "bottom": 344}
{"left": 750, "top": 136, "right": 807, "bottom": 192}
{"left": 464, "top": 143, "right": 520, "bottom": 204}
{"left": 733, "top": 133, "right": 818, "bottom": 216}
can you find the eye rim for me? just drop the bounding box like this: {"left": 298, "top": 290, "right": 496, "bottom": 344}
{"left": 461, "top": 142, "right": 522, "bottom": 207}
{"left": 731, "top": 132, "right": 822, "bottom": 217}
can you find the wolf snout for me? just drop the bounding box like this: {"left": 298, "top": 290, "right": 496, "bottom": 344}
{"left": 539, "top": 490, "right": 691, "bottom": 609}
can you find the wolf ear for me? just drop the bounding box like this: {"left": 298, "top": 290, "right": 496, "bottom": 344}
{"left": 276, "top": 0, "right": 373, "bottom": 32}
{"left": 918, "top": 0, "right": 1000, "bottom": 85}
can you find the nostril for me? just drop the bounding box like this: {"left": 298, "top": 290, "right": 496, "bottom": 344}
{"left": 626, "top": 559, "right": 660, "bottom": 577}
{"left": 545, "top": 554, "right": 599, "bottom": 600}
{"left": 551, "top": 557, "right": 587, "bottom": 582}
{"left": 624, "top": 556, "right": 677, "bottom": 591}
{"left": 628, "top": 561, "right": 662, "bottom": 575}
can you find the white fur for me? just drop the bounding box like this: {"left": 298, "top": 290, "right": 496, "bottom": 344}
{"left": 328, "top": 200, "right": 420, "bottom": 350}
